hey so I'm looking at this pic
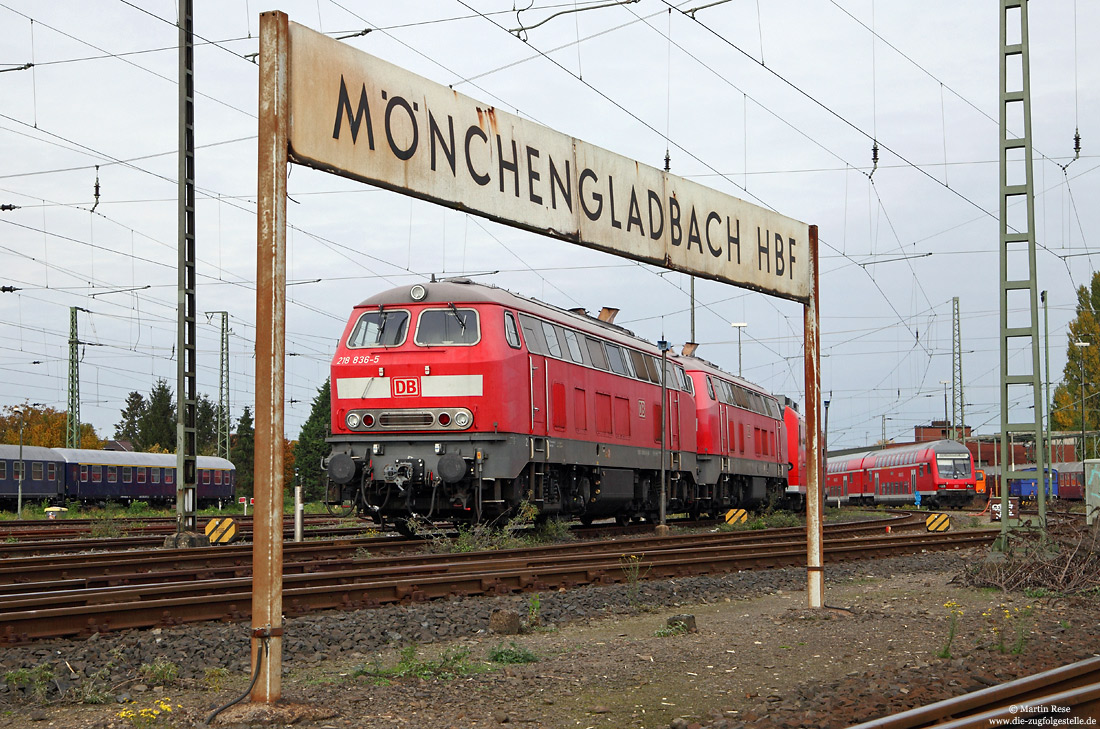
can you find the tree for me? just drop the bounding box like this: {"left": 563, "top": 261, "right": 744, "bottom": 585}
{"left": 140, "top": 379, "right": 176, "bottom": 452}
{"left": 293, "top": 378, "right": 331, "bottom": 501}
{"left": 195, "top": 394, "right": 218, "bottom": 455}
{"left": 1051, "top": 272, "right": 1100, "bottom": 459}
{"left": 230, "top": 406, "right": 255, "bottom": 497}
{"left": 115, "top": 392, "right": 147, "bottom": 449}
{"left": 0, "top": 403, "right": 102, "bottom": 449}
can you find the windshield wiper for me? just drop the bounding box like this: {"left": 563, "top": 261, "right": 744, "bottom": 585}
{"left": 374, "top": 304, "right": 388, "bottom": 344}
{"left": 447, "top": 302, "right": 466, "bottom": 331}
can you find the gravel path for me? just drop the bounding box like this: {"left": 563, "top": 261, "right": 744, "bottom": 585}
{"left": 0, "top": 547, "right": 1096, "bottom": 728}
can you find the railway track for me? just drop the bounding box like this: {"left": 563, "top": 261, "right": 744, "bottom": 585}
{"left": 0, "top": 516, "right": 983, "bottom": 644}
{"left": 848, "top": 656, "right": 1100, "bottom": 727}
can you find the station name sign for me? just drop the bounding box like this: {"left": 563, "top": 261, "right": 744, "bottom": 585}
{"left": 286, "top": 22, "right": 811, "bottom": 302}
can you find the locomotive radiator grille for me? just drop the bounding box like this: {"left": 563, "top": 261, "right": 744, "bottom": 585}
{"left": 378, "top": 412, "right": 435, "bottom": 428}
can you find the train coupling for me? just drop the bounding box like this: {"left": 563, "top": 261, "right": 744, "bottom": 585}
{"left": 382, "top": 458, "right": 426, "bottom": 493}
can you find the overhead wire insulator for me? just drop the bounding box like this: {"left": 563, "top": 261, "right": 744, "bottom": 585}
{"left": 1074, "top": 128, "right": 1081, "bottom": 160}
{"left": 869, "top": 140, "right": 879, "bottom": 180}
{"left": 91, "top": 165, "right": 100, "bottom": 213}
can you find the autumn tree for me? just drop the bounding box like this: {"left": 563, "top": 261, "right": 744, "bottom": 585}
{"left": 1050, "top": 272, "right": 1100, "bottom": 459}
{"left": 293, "top": 378, "right": 331, "bottom": 501}
{"left": 230, "top": 406, "right": 255, "bottom": 497}
{"left": 0, "top": 403, "right": 102, "bottom": 448}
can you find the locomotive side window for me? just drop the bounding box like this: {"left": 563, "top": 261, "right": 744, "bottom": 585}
{"left": 732, "top": 385, "right": 751, "bottom": 410}
{"left": 563, "top": 329, "right": 585, "bottom": 363}
{"left": 415, "top": 308, "right": 480, "bottom": 346}
{"left": 628, "top": 349, "right": 653, "bottom": 382}
{"left": 541, "top": 321, "right": 563, "bottom": 358}
{"left": 504, "top": 312, "right": 522, "bottom": 349}
{"left": 677, "top": 366, "right": 693, "bottom": 394}
{"left": 585, "top": 337, "right": 609, "bottom": 370}
{"left": 518, "top": 314, "right": 548, "bottom": 354}
{"left": 347, "top": 309, "right": 409, "bottom": 348}
{"left": 645, "top": 356, "right": 662, "bottom": 383}
{"left": 604, "top": 343, "right": 631, "bottom": 376}
{"left": 706, "top": 377, "right": 715, "bottom": 400}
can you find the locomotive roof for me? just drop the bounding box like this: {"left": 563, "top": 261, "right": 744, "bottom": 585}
{"left": 677, "top": 354, "right": 773, "bottom": 396}
{"left": 358, "top": 279, "right": 657, "bottom": 349}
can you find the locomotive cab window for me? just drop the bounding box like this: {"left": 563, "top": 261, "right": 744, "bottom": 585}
{"left": 347, "top": 308, "right": 410, "bottom": 348}
{"left": 677, "top": 366, "right": 693, "bottom": 394}
{"left": 504, "top": 312, "right": 522, "bottom": 349}
{"left": 415, "top": 307, "right": 480, "bottom": 346}
{"left": 706, "top": 376, "right": 715, "bottom": 400}
{"left": 518, "top": 314, "right": 548, "bottom": 355}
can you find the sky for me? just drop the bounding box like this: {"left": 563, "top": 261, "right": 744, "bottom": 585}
{"left": 0, "top": 0, "right": 1097, "bottom": 450}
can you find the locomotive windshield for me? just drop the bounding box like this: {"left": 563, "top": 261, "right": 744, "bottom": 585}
{"left": 415, "top": 308, "right": 480, "bottom": 345}
{"left": 936, "top": 455, "right": 972, "bottom": 479}
{"left": 347, "top": 309, "right": 409, "bottom": 348}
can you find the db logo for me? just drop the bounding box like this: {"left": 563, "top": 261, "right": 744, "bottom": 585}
{"left": 392, "top": 377, "right": 420, "bottom": 397}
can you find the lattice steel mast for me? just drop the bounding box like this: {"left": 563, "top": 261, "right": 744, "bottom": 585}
{"left": 998, "top": 0, "right": 1046, "bottom": 539}
{"left": 951, "top": 296, "right": 964, "bottom": 442}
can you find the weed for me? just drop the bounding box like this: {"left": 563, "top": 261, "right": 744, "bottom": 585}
{"left": 354, "top": 546, "right": 373, "bottom": 559}
{"left": 353, "top": 646, "right": 474, "bottom": 684}
{"left": 531, "top": 516, "right": 573, "bottom": 543}
{"left": 117, "top": 697, "right": 179, "bottom": 727}
{"left": 203, "top": 667, "right": 230, "bottom": 691}
{"left": 936, "top": 600, "right": 964, "bottom": 659}
{"left": 1023, "top": 587, "right": 1051, "bottom": 599}
{"left": 526, "top": 593, "right": 542, "bottom": 628}
{"left": 3, "top": 664, "right": 55, "bottom": 702}
{"left": 138, "top": 657, "right": 179, "bottom": 686}
{"left": 488, "top": 642, "right": 539, "bottom": 664}
{"left": 620, "top": 553, "right": 649, "bottom": 607}
{"left": 90, "top": 517, "right": 122, "bottom": 539}
{"left": 127, "top": 501, "right": 150, "bottom": 514}
{"left": 981, "top": 603, "right": 1034, "bottom": 654}
{"left": 74, "top": 668, "right": 112, "bottom": 704}
{"left": 1061, "top": 619, "right": 1072, "bottom": 630}
{"left": 654, "top": 622, "right": 689, "bottom": 638}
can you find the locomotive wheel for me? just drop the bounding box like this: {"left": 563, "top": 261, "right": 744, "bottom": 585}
{"left": 324, "top": 483, "right": 355, "bottom": 517}
{"left": 615, "top": 513, "right": 630, "bottom": 527}
{"left": 579, "top": 514, "right": 595, "bottom": 527}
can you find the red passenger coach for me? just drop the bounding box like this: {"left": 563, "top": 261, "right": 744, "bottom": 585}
{"left": 825, "top": 440, "right": 976, "bottom": 508}
{"left": 324, "top": 279, "right": 702, "bottom": 531}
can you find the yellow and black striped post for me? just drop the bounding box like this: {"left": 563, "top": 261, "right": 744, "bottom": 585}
{"left": 724, "top": 508, "right": 749, "bottom": 525}
{"left": 925, "top": 513, "right": 951, "bottom": 532}
{"left": 204, "top": 517, "right": 239, "bottom": 544}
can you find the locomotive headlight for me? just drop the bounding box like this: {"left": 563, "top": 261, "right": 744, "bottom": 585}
{"left": 346, "top": 413, "right": 361, "bottom": 429}
{"left": 454, "top": 411, "right": 471, "bottom": 428}
{"left": 410, "top": 284, "right": 427, "bottom": 301}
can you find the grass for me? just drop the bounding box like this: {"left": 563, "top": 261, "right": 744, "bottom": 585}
{"left": 138, "top": 657, "right": 180, "bottom": 686}
{"left": 3, "top": 664, "right": 55, "bottom": 702}
{"left": 352, "top": 646, "right": 477, "bottom": 685}
{"left": 654, "top": 622, "right": 689, "bottom": 638}
{"left": 488, "top": 642, "right": 539, "bottom": 664}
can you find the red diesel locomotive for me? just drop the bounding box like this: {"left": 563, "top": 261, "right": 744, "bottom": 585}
{"left": 323, "top": 278, "right": 802, "bottom": 531}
